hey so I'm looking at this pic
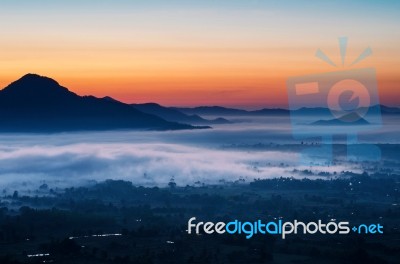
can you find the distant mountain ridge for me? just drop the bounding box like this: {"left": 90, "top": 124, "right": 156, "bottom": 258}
{"left": 173, "top": 105, "right": 399, "bottom": 117}
{"left": 0, "top": 73, "right": 397, "bottom": 133}
{"left": 131, "top": 103, "right": 231, "bottom": 125}
{"left": 0, "top": 74, "right": 202, "bottom": 132}
{"left": 172, "top": 106, "right": 251, "bottom": 116}
{"left": 311, "top": 112, "right": 370, "bottom": 126}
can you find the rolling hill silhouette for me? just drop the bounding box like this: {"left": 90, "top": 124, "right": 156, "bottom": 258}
{"left": 311, "top": 112, "right": 370, "bottom": 126}
{"left": 0, "top": 74, "right": 199, "bottom": 132}
{"left": 174, "top": 105, "right": 398, "bottom": 117}
{"left": 173, "top": 106, "right": 332, "bottom": 117}
{"left": 172, "top": 106, "right": 250, "bottom": 116}
{"left": 131, "top": 103, "right": 231, "bottom": 125}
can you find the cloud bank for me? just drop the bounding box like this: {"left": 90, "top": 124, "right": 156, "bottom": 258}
{"left": 0, "top": 140, "right": 360, "bottom": 193}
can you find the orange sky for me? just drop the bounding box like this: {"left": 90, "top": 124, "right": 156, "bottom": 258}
{"left": 0, "top": 1, "right": 398, "bottom": 109}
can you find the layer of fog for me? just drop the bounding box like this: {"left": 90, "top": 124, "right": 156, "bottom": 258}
{"left": 0, "top": 142, "right": 361, "bottom": 193}
{"left": 0, "top": 114, "right": 397, "bottom": 193}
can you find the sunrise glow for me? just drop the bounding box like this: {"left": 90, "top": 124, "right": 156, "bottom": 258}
{"left": 0, "top": 0, "right": 398, "bottom": 109}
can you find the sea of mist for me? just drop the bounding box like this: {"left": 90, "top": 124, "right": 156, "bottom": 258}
{"left": 0, "top": 115, "right": 398, "bottom": 193}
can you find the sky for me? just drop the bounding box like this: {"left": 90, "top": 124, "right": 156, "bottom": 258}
{"left": 0, "top": 0, "right": 399, "bottom": 109}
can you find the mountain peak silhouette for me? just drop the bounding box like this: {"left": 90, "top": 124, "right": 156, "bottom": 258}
{"left": 0, "top": 73, "right": 199, "bottom": 132}
{"left": 2, "top": 73, "right": 73, "bottom": 99}
{"left": 19, "top": 73, "right": 59, "bottom": 84}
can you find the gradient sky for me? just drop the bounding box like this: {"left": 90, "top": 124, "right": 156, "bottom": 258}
{"left": 0, "top": 0, "right": 399, "bottom": 109}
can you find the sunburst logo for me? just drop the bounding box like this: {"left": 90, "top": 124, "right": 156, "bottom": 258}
{"left": 315, "top": 36, "right": 372, "bottom": 67}
{"left": 316, "top": 37, "right": 374, "bottom": 122}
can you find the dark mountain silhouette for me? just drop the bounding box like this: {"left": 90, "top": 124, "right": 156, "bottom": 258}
{"left": 172, "top": 106, "right": 249, "bottom": 116}
{"left": 174, "top": 106, "right": 333, "bottom": 117}
{"left": 251, "top": 108, "right": 289, "bottom": 115}
{"left": 102, "top": 96, "right": 122, "bottom": 104}
{"left": 358, "top": 104, "right": 400, "bottom": 115}
{"left": 380, "top": 105, "right": 400, "bottom": 114}
{"left": 174, "top": 105, "right": 398, "bottom": 117}
{"left": 294, "top": 107, "right": 332, "bottom": 116}
{"left": 0, "top": 74, "right": 202, "bottom": 132}
{"left": 131, "top": 103, "right": 231, "bottom": 125}
{"left": 174, "top": 106, "right": 291, "bottom": 116}
{"left": 311, "top": 112, "right": 370, "bottom": 126}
